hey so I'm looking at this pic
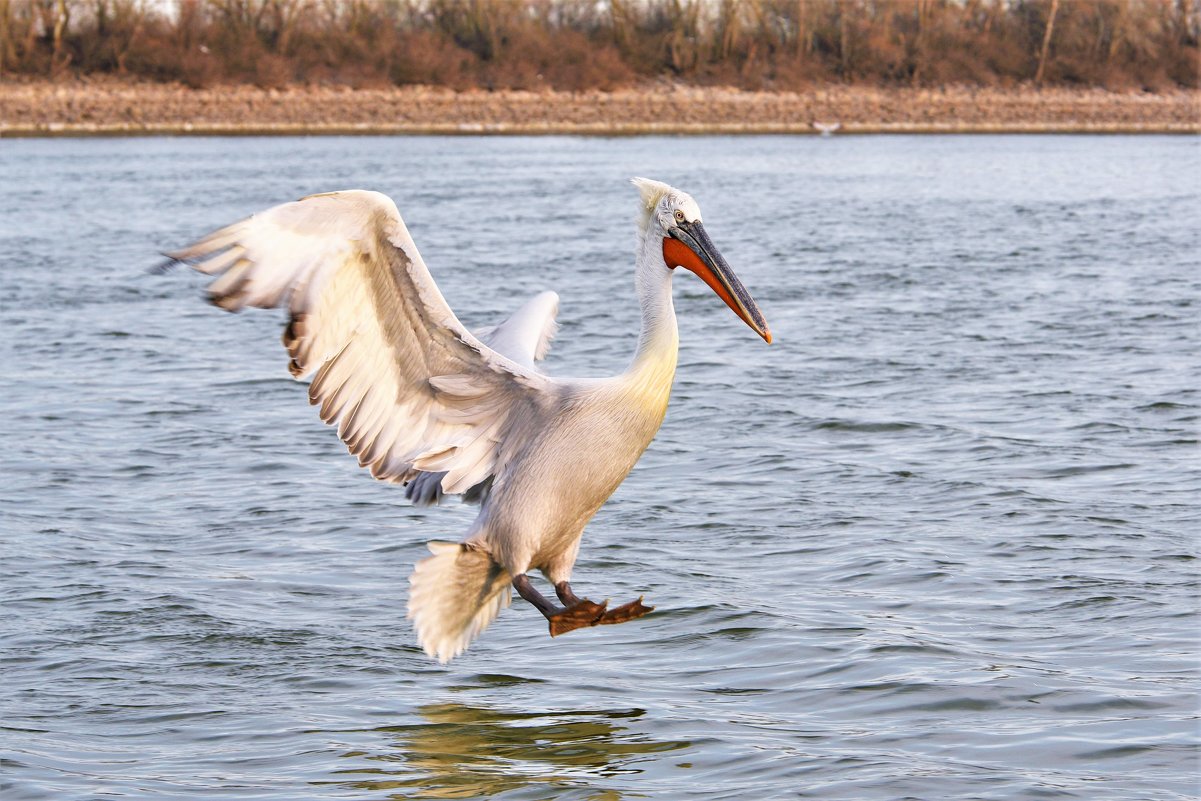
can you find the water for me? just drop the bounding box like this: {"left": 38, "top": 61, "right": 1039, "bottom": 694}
{"left": 2, "top": 134, "right": 1198, "bottom": 800}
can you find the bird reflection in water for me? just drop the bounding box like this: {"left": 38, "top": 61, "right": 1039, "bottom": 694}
{"left": 326, "top": 700, "right": 689, "bottom": 799}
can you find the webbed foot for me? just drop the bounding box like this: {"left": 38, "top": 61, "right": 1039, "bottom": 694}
{"left": 598, "top": 597, "right": 654, "bottom": 626}
{"left": 547, "top": 599, "right": 608, "bottom": 637}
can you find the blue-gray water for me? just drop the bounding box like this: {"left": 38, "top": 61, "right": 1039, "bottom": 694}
{"left": 2, "top": 135, "right": 1198, "bottom": 800}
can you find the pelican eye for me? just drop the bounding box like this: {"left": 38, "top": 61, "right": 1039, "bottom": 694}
{"left": 674, "top": 209, "right": 686, "bottom": 223}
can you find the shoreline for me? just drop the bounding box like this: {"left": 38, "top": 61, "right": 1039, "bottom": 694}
{"left": 2, "top": 80, "right": 1198, "bottom": 136}
{"left": 6, "top": 122, "right": 1197, "bottom": 137}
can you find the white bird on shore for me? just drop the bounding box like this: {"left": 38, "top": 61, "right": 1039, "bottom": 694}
{"left": 813, "top": 121, "right": 841, "bottom": 136}
{"left": 166, "top": 178, "right": 771, "bottom": 663}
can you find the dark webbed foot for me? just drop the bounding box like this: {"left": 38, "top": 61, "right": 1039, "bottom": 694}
{"left": 547, "top": 599, "right": 608, "bottom": 637}
{"left": 514, "top": 574, "right": 606, "bottom": 637}
{"left": 513, "top": 575, "right": 652, "bottom": 637}
{"left": 599, "top": 597, "right": 654, "bottom": 626}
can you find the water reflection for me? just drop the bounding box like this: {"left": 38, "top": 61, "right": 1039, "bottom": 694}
{"left": 329, "top": 701, "right": 689, "bottom": 799}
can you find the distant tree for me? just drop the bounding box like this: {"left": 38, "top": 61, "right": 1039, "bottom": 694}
{"left": 0, "top": 0, "right": 1195, "bottom": 90}
{"left": 1035, "top": 0, "right": 1060, "bottom": 84}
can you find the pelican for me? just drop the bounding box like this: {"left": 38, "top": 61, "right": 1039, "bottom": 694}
{"left": 165, "top": 178, "right": 770, "bottom": 663}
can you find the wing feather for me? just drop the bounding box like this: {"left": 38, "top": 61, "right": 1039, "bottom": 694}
{"left": 476, "top": 290, "right": 560, "bottom": 369}
{"left": 168, "top": 189, "right": 556, "bottom": 493}
{"left": 404, "top": 292, "right": 561, "bottom": 507}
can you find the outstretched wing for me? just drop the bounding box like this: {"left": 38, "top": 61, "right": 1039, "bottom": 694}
{"left": 167, "top": 189, "right": 557, "bottom": 495}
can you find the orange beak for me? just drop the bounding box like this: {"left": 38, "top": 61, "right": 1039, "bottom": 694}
{"left": 663, "top": 221, "right": 772, "bottom": 343}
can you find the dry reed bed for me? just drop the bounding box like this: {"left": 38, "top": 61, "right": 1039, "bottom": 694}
{"left": 2, "top": 80, "right": 1197, "bottom": 135}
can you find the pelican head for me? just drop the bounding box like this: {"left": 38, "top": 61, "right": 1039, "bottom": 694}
{"left": 633, "top": 177, "right": 771, "bottom": 344}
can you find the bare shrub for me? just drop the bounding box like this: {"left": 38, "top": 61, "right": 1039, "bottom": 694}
{"left": 0, "top": 0, "right": 1195, "bottom": 91}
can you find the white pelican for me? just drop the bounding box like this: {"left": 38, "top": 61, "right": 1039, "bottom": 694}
{"left": 166, "top": 178, "right": 770, "bottom": 663}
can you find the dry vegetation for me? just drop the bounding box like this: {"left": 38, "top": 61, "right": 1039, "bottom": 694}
{"left": 1, "top": 0, "right": 1198, "bottom": 92}
{"left": 5, "top": 80, "right": 1196, "bottom": 134}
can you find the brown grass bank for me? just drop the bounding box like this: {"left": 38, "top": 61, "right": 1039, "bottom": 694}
{"left": 1, "top": 79, "right": 1197, "bottom": 136}
{"left": 2, "top": 0, "right": 1198, "bottom": 93}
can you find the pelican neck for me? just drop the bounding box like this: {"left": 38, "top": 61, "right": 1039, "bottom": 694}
{"left": 628, "top": 230, "right": 680, "bottom": 379}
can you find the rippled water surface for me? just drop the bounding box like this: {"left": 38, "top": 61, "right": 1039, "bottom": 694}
{"left": 2, "top": 135, "right": 1199, "bottom": 800}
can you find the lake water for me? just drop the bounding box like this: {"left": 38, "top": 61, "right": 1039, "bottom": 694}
{"left": 2, "top": 134, "right": 1198, "bottom": 800}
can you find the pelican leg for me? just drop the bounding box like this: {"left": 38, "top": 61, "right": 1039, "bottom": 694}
{"left": 513, "top": 574, "right": 606, "bottom": 637}
{"left": 554, "top": 581, "right": 582, "bottom": 606}
{"left": 558, "top": 580, "right": 654, "bottom": 628}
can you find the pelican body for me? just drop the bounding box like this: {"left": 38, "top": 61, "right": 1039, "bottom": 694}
{"left": 168, "top": 178, "right": 770, "bottom": 662}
